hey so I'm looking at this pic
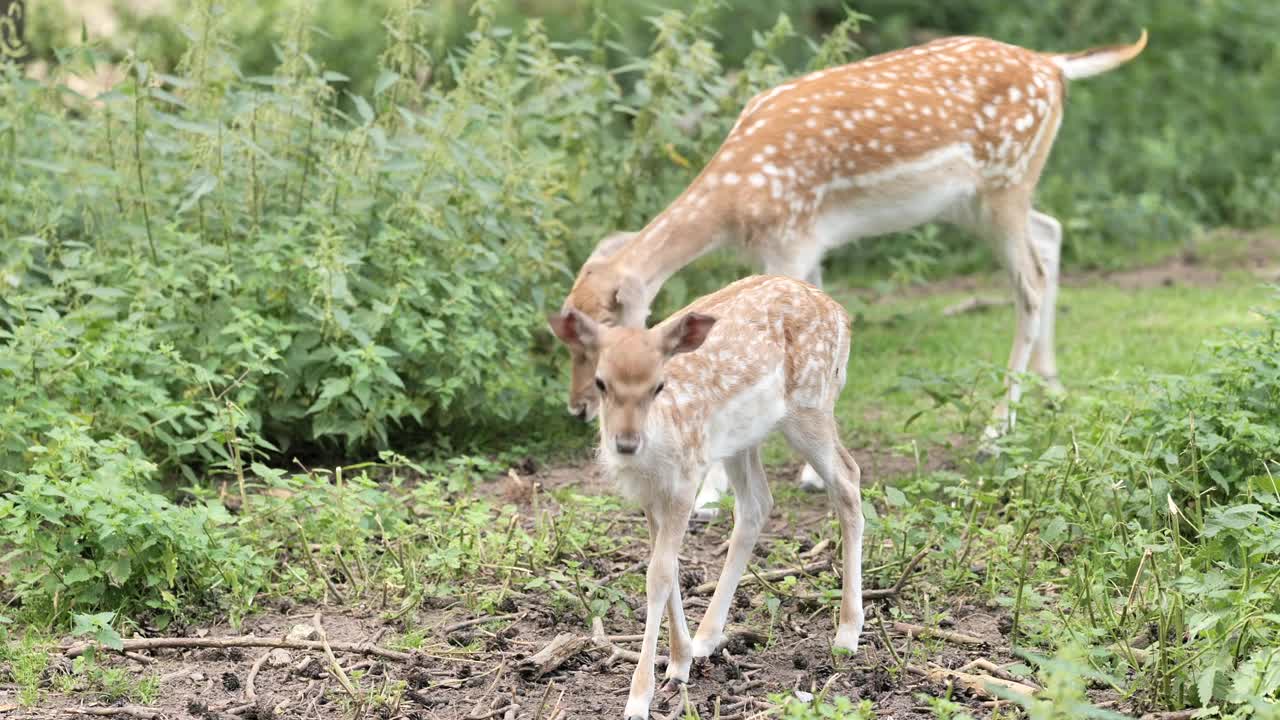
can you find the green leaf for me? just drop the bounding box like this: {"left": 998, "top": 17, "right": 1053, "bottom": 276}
{"left": 374, "top": 70, "right": 401, "bottom": 96}
{"left": 1197, "top": 663, "right": 1217, "bottom": 707}
{"left": 884, "top": 486, "right": 907, "bottom": 508}
{"left": 96, "top": 625, "right": 125, "bottom": 652}
{"left": 351, "top": 94, "right": 374, "bottom": 124}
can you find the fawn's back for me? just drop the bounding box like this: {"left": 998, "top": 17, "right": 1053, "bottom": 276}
{"left": 635, "top": 276, "right": 850, "bottom": 461}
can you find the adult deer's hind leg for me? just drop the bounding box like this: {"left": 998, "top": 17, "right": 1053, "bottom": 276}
{"left": 983, "top": 194, "right": 1046, "bottom": 442}
{"left": 1029, "top": 210, "right": 1064, "bottom": 394}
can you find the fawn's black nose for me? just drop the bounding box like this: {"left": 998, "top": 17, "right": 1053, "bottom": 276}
{"left": 615, "top": 434, "right": 641, "bottom": 455}
{"left": 571, "top": 405, "right": 588, "bottom": 421}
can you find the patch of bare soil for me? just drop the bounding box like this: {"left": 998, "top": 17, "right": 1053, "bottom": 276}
{"left": 876, "top": 226, "right": 1280, "bottom": 303}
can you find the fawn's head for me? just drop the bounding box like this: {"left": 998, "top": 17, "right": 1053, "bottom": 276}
{"left": 549, "top": 308, "right": 716, "bottom": 456}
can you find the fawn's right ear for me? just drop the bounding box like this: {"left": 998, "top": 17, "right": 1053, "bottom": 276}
{"left": 660, "top": 312, "right": 717, "bottom": 356}
{"left": 548, "top": 308, "right": 601, "bottom": 350}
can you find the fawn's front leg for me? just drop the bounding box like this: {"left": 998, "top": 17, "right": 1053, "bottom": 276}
{"left": 626, "top": 501, "right": 692, "bottom": 720}
{"left": 692, "top": 448, "right": 771, "bottom": 657}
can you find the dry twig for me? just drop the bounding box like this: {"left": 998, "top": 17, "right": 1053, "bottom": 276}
{"left": 691, "top": 559, "right": 831, "bottom": 596}
{"left": 63, "top": 635, "right": 411, "bottom": 662}
{"left": 67, "top": 708, "right": 162, "bottom": 720}
{"left": 442, "top": 613, "right": 522, "bottom": 636}
{"left": 245, "top": 650, "right": 270, "bottom": 702}
{"left": 907, "top": 664, "right": 1037, "bottom": 700}
{"left": 942, "top": 296, "right": 1011, "bottom": 317}
{"left": 958, "top": 658, "right": 1042, "bottom": 690}
{"left": 892, "top": 622, "right": 985, "bottom": 647}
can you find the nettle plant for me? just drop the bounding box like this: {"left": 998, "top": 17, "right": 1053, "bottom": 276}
{"left": 987, "top": 292, "right": 1280, "bottom": 714}
{"left": 0, "top": 0, "right": 863, "bottom": 474}
{"left": 2, "top": 0, "right": 876, "bottom": 627}
{"left": 0, "top": 425, "right": 266, "bottom": 626}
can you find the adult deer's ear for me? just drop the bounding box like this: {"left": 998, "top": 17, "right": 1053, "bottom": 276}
{"left": 587, "top": 231, "right": 637, "bottom": 263}
{"left": 548, "top": 308, "right": 601, "bottom": 350}
{"left": 611, "top": 272, "right": 648, "bottom": 327}
{"left": 660, "top": 313, "right": 717, "bottom": 356}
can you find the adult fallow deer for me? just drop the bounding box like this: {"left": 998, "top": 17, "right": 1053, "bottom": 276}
{"left": 558, "top": 31, "right": 1148, "bottom": 504}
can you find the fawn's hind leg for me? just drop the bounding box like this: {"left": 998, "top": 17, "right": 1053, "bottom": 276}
{"left": 783, "top": 413, "right": 864, "bottom": 652}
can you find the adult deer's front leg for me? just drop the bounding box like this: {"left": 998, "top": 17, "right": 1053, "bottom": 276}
{"left": 627, "top": 501, "right": 692, "bottom": 720}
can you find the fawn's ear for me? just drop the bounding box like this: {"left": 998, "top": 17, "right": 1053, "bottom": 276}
{"left": 548, "top": 308, "right": 601, "bottom": 351}
{"left": 660, "top": 312, "right": 717, "bottom": 356}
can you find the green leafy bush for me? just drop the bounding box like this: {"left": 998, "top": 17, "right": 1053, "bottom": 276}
{"left": 0, "top": 426, "right": 265, "bottom": 625}
{"left": 1, "top": 0, "right": 867, "bottom": 474}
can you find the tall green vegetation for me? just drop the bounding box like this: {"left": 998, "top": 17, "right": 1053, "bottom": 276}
{"left": 1, "top": 11, "right": 1277, "bottom": 719}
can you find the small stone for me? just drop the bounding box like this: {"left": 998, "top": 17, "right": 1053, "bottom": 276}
{"left": 794, "top": 690, "right": 814, "bottom": 703}
{"left": 189, "top": 672, "right": 206, "bottom": 682}
{"left": 221, "top": 671, "right": 241, "bottom": 691}
{"left": 265, "top": 649, "right": 292, "bottom": 668}
{"left": 294, "top": 656, "right": 325, "bottom": 679}
{"left": 286, "top": 624, "right": 319, "bottom": 642}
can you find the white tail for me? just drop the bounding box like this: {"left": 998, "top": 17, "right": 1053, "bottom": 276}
{"left": 549, "top": 276, "right": 863, "bottom": 720}
{"left": 560, "top": 31, "right": 1148, "bottom": 462}
{"left": 1050, "top": 29, "right": 1148, "bottom": 79}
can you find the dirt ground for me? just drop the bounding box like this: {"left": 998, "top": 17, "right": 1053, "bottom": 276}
{"left": 8, "top": 452, "right": 1065, "bottom": 720}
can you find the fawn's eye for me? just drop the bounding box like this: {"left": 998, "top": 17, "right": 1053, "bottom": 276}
{"left": 653, "top": 382, "right": 665, "bottom": 396}
{"left": 594, "top": 378, "right": 606, "bottom": 394}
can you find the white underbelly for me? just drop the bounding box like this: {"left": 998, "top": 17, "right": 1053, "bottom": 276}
{"left": 812, "top": 144, "right": 980, "bottom": 249}
{"left": 705, "top": 367, "right": 787, "bottom": 461}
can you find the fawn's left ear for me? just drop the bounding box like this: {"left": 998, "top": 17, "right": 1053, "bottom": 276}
{"left": 548, "top": 308, "right": 601, "bottom": 350}
{"left": 660, "top": 312, "right": 717, "bottom": 356}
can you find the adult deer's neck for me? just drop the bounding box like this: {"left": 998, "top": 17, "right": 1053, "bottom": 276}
{"left": 610, "top": 178, "right": 737, "bottom": 305}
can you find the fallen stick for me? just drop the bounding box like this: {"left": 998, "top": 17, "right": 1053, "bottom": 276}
{"left": 792, "top": 542, "right": 929, "bottom": 602}
{"left": 907, "top": 664, "right": 1037, "bottom": 700}
{"left": 123, "top": 651, "right": 155, "bottom": 666}
{"left": 245, "top": 650, "right": 269, "bottom": 702}
{"left": 1139, "top": 711, "right": 1198, "bottom": 720}
{"left": 67, "top": 708, "right": 162, "bottom": 720}
{"left": 63, "top": 635, "right": 411, "bottom": 662}
{"left": 893, "top": 622, "right": 986, "bottom": 647}
{"left": 592, "top": 617, "right": 661, "bottom": 667}
{"left": 958, "top": 658, "right": 1042, "bottom": 690}
{"left": 316, "top": 616, "right": 360, "bottom": 702}
{"left": 442, "top": 613, "right": 523, "bottom": 636}
{"left": 691, "top": 559, "right": 831, "bottom": 596}
{"left": 800, "top": 538, "right": 832, "bottom": 559}
{"left": 467, "top": 704, "right": 519, "bottom": 720}
{"left": 517, "top": 633, "right": 596, "bottom": 679}
{"left": 942, "top": 296, "right": 1011, "bottom": 317}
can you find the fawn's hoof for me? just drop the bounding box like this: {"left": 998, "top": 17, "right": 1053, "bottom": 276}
{"left": 690, "top": 635, "right": 725, "bottom": 658}
{"left": 833, "top": 624, "right": 862, "bottom": 653}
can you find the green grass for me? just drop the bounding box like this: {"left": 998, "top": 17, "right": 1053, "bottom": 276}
{"left": 822, "top": 272, "right": 1274, "bottom": 447}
